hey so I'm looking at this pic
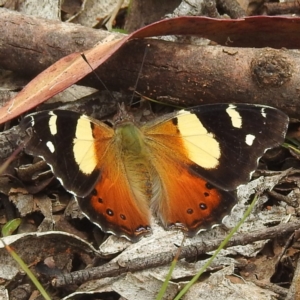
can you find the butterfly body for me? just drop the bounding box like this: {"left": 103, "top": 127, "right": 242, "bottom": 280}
{"left": 21, "top": 103, "right": 289, "bottom": 241}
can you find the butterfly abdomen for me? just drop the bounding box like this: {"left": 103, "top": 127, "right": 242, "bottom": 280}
{"left": 115, "top": 122, "right": 155, "bottom": 203}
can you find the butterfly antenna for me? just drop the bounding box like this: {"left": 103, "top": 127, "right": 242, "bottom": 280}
{"left": 130, "top": 44, "right": 150, "bottom": 106}
{"left": 81, "top": 53, "right": 116, "bottom": 101}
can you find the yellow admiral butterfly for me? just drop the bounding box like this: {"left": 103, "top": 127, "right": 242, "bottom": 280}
{"left": 21, "top": 103, "right": 289, "bottom": 242}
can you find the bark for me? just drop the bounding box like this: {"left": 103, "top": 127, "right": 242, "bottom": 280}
{"left": 0, "top": 8, "right": 300, "bottom": 117}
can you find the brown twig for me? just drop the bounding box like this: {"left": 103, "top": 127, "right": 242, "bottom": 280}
{"left": 253, "top": 280, "right": 288, "bottom": 299}
{"left": 268, "top": 190, "right": 298, "bottom": 208}
{"left": 263, "top": 2, "right": 300, "bottom": 16}
{"left": 53, "top": 222, "right": 300, "bottom": 287}
{"left": 286, "top": 252, "right": 300, "bottom": 299}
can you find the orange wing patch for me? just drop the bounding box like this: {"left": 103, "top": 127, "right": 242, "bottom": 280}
{"left": 143, "top": 118, "right": 236, "bottom": 236}
{"left": 152, "top": 155, "right": 235, "bottom": 236}
{"left": 77, "top": 133, "right": 152, "bottom": 241}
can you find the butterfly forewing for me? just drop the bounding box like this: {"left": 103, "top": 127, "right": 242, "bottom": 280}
{"left": 21, "top": 110, "right": 113, "bottom": 197}
{"left": 143, "top": 104, "right": 289, "bottom": 191}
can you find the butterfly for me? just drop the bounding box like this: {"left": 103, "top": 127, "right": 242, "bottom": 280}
{"left": 21, "top": 103, "right": 289, "bottom": 242}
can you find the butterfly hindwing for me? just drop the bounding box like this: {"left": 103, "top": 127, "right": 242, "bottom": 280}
{"left": 146, "top": 145, "right": 237, "bottom": 235}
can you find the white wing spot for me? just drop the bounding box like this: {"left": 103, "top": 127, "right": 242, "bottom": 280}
{"left": 29, "top": 116, "right": 35, "bottom": 126}
{"left": 226, "top": 104, "right": 242, "bottom": 129}
{"left": 46, "top": 141, "right": 55, "bottom": 153}
{"left": 245, "top": 134, "right": 255, "bottom": 146}
{"left": 261, "top": 108, "right": 267, "bottom": 118}
{"left": 48, "top": 112, "right": 57, "bottom": 135}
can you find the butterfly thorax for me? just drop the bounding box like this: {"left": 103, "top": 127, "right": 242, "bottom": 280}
{"left": 115, "top": 122, "right": 144, "bottom": 155}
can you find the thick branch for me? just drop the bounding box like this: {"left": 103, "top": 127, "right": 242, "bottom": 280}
{"left": 0, "top": 8, "right": 299, "bottom": 117}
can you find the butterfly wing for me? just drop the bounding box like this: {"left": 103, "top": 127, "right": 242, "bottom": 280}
{"left": 21, "top": 110, "right": 110, "bottom": 197}
{"left": 142, "top": 104, "right": 288, "bottom": 234}
{"left": 22, "top": 110, "right": 151, "bottom": 241}
{"left": 143, "top": 104, "right": 289, "bottom": 190}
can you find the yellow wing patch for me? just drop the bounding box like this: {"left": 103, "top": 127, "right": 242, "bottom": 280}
{"left": 72, "top": 116, "right": 99, "bottom": 175}
{"left": 176, "top": 110, "right": 221, "bottom": 169}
